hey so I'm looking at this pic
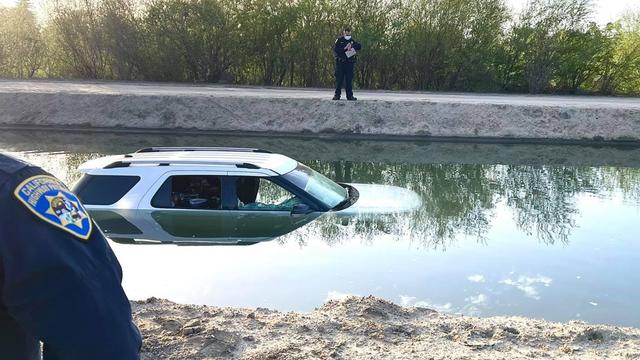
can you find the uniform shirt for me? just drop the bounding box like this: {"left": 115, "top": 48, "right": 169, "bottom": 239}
{"left": 0, "top": 154, "right": 141, "bottom": 359}
{"left": 334, "top": 36, "right": 362, "bottom": 63}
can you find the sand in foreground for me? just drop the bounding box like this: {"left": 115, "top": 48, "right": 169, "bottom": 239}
{"left": 133, "top": 296, "right": 640, "bottom": 359}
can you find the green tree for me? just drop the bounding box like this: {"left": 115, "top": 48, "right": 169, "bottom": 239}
{"left": 290, "top": 0, "right": 339, "bottom": 87}
{"left": 397, "top": 0, "right": 508, "bottom": 91}
{"left": 100, "top": 0, "right": 143, "bottom": 80}
{"left": 143, "top": 0, "right": 234, "bottom": 82}
{"left": 0, "top": 0, "right": 44, "bottom": 78}
{"left": 592, "top": 15, "right": 640, "bottom": 94}
{"left": 342, "top": 0, "right": 402, "bottom": 89}
{"left": 0, "top": 7, "right": 8, "bottom": 75}
{"left": 2, "top": 0, "right": 640, "bottom": 95}
{"left": 49, "top": 0, "right": 109, "bottom": 79}
{"left": 232, "top": 0, "right": 298, "bottom": 85}
{"left": 511, "top": 0, "right": 593, "bottom": 93}
{"left": 553, "top": 23, "right": 607, "bottom": 93}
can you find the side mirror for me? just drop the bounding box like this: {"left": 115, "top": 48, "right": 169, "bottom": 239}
{"left": 291, "top": 203, "right": 313, "bottom": 216}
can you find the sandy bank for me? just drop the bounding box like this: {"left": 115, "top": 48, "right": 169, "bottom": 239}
{"left": 133, "top": 296, "right": 640, "bottom": 359}
{"left": 2, "top": 80, "right": 640, "bottom": 142}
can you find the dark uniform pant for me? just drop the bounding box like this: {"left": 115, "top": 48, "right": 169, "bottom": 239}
{"left": 335, "top": 60, "right": 355, "bottom": 98}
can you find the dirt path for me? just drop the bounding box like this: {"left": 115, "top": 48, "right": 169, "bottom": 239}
{"left": 133, "top": 296, "right": 640, "bottom": 359}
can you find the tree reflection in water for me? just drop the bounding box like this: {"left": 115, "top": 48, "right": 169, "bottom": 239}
{"left": 281, "top": 161, "right": 640, "bottom": 249}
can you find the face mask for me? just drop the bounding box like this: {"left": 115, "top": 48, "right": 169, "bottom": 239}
{"left": 344, "top": 35, "right": 352, "bottom": 40}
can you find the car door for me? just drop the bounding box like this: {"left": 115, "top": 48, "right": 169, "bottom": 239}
{"left": 139, "top": 170, "right": 231, "bottom": 242}
{"left": 226, "top": 175, "right": 321, "bottom": 239}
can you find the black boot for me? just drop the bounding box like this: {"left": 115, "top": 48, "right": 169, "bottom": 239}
{"left": 332, "top": 95, "right": 340, "bottom": 100}
{"left": 347, "top": 96, "right": 357, "bottom": 101}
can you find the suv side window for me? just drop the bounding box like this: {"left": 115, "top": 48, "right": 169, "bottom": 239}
{"left": 74, "top": 175, "right": 140, "bottom": 205}
{"left": 152, "top": 175, "right": 222, "bottom": 210}
{"left": 236, "top": 177, "right": 300, "bottom": 211}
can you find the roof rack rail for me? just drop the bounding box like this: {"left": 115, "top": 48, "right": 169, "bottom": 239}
{"left": 135, "top": 147, "right": 272, "bottom": 154}
{"left": 236, "top": 163, "right": 260, "bottom": 169}
{"left": 103, "top": 158, "right": 263, "bottom": 169}
{"left": 104, "top": 161, "right": 131, "bottom": 169}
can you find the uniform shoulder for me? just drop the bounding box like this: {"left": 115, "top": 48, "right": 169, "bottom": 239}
{"left": 0, "top": 171, "right": 7, "bottom": 189}
{"left": 0, "top": 154, "right": 30, "bottom": 176}
{"left": 0, "top": 154, "right": 30, "bottom": 187}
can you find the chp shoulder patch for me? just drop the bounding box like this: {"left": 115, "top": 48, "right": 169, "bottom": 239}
{"left": 14, "top": 175, "right": 93, "bottom": 240}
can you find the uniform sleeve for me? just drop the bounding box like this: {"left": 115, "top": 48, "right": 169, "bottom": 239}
{"left": 0, "top": 167, "right": 141, "bottom": 360}
{"left": 334, "top": 38, "right": 344, "bottom": 58}
{"left": 353, "top": 40, "right": 362, "bottom": 51}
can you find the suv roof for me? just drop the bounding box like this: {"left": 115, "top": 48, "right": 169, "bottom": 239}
{"left": 79, "top": 147, "right": 299, "bottom": 175}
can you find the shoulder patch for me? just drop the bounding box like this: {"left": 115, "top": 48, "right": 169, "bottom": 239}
{"left": 14, "top": 175, "right": 93, "bottom": 240}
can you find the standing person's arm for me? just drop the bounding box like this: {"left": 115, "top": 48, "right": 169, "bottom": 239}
{"left": 334, "top": 38, "right": 345, "bottom": 59}
{"left": 0, "top": 166, "right": 141, "bottom": 360}
{"left": 352, "top": 40, "right": 362, "bottom": 51}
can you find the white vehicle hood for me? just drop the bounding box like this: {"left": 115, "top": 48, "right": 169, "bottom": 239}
{"left": 335, "top": 183, "right": 422, "bottom": 216}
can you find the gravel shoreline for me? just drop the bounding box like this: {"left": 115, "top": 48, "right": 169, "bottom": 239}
{"left": 133, "top": 296, "right": 640, "bottom": 359}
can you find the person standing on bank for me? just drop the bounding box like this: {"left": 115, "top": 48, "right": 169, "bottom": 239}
{"left": 0, "top": 153, "right": 141, "bottom": 359}
{"left": 333, "top": 26, "right": 362, "bottom": 101}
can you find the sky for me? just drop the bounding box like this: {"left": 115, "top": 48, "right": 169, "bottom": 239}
{"left": 0, "top": 0, "right": 638, "bottom": 25}
{"left": 508, "top": 0, "right": 639, "bottom": 24}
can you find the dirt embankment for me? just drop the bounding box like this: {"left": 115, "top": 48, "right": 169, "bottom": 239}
{"left": 3, "top": 80, "right": 640, "bottom": 142}
{"left": 133, "top": 296, "right": 640, "bottom": 360}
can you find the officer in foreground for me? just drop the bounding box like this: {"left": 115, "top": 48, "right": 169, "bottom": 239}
{"left": 0, "top": 153, "right": 141, "bottom": 359}
{"left": 333, "top": 26, "right": 362, "bottom": 101}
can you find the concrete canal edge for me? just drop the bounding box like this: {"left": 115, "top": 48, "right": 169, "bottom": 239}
{"left": 2, "top": 80, "right": 640, "bottom": 143}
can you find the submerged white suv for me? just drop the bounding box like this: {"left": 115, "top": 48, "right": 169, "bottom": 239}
{"left": 74, "top": 147, "right": 421, "bottom": 217}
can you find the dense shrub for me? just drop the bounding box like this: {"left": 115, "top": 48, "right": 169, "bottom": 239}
{"left": 1, "top": 0, "right": 640, "bottom": 95}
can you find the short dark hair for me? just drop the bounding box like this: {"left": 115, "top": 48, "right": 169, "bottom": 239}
{"left": 344, "top": 26, "right": 352, "bottom": 32}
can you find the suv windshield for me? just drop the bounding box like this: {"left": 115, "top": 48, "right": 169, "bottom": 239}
{"left": 282, "top": 163, "right": 348, "bottom": 208}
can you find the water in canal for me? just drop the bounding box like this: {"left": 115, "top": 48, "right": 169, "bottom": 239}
{"left": 2, "top": 129, "right": 640, "bottom": 327}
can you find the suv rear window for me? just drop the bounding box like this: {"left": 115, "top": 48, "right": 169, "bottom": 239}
{"left": 74, "top": 175, "right": 140, "bottom": 205}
